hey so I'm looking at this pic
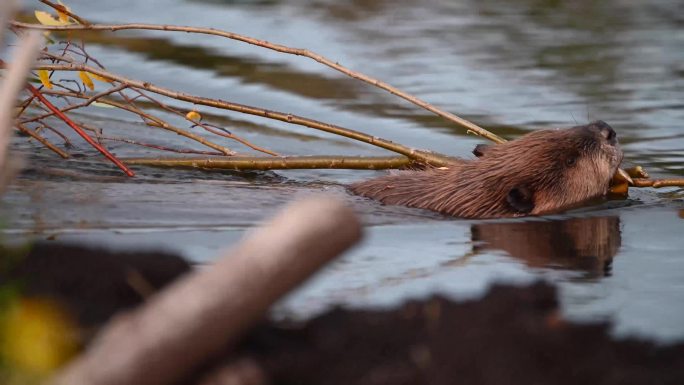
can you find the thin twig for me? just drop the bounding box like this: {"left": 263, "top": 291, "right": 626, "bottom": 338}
{"left": 16, "top": 122, "right": 69, "bottom": 158}
{"left": 98, "top": 135, "right": 225, "bottom": 156}
{"left": 38, "top": 89, "right": 237, "bottom": 156}
{"left": 19, "top": 83, "right": 127, "bottom": 124}
{"left": 38, "top": 0, "right": 90, "bottom": 26}
{"left": 127, "top": 87, "right": 278, "bottom": 156}
{"left": 26, "top": 83, "right": 135, "bottom": 176}
{"left": 11, "top": 21, "right": 505, "bottom": 143}
{"left": 29, "top": 62, "right": 453, "bottom": 165}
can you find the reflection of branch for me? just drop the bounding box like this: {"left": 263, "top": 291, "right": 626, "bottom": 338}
{"left": 122, "top": 155, "right": 414, "bottom": 171}
{"left": 32, "top": 62, "right": 454, "bottom": 166}
{"left": 12, "top": 21, "right": 505, "bottom": 144}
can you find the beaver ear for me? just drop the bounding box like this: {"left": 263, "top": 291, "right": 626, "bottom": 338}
{"left": 472, "top": 144, "right": 491, "bottom": 158}
{"left": 507, "top": 185, "right": 534, "bottom": 214}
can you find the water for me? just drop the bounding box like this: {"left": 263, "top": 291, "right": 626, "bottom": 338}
{"left": 3, "top": 0, "right": 684, "bottom": 342}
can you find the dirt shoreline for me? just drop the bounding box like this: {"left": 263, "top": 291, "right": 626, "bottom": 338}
{"left": 3, "top": 243, "right": 684, "bottom": 384}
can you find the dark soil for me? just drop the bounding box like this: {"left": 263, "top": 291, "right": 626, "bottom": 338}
{"left": 244, "top": 282, "right": 684, "bottom": 385}
{"left": 2, "top": 243, "right": 683, "bottom": 385}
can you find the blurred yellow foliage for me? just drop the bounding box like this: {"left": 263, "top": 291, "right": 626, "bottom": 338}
{"left": 1, "top": 298, "right": 79, "bottom": 378}
{"left": 34, "top": 11, "right": 71, "bottom": 27}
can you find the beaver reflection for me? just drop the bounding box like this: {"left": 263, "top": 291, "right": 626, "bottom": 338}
{"left": 471, "top": 216, "right": 621, "bottom": 277}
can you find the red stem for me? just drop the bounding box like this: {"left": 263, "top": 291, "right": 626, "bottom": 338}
{"left": 26, "top": 84, "right": 135, "bottom": 177}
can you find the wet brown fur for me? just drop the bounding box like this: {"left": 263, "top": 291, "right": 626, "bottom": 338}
{"left": 350, "top": 121, "right": 622, "bottom": 218}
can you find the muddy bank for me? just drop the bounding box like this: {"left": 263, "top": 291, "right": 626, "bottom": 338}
{"left": 2, "top": 243, "right": 684, "bottom": 384}
{"left": 242, "top": 282, "right": 684, "bottom": 385}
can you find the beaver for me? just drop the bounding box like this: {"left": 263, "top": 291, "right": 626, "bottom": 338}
{"left": 350, "top": 121, "right": 622, "bottom": 218}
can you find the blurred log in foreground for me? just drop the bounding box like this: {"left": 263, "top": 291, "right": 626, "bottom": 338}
{"left": 0, "top": 0, "right": 41, "bottom": 191}
{"left": 51, "top": 197, "right": 362, "bottom": 385}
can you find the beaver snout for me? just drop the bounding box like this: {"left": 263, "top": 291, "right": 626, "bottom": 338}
{"left": 588, "top": 120, "right": 618, "bottom": 146}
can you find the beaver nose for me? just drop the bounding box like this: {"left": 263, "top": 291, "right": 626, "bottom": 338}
{"left": 593, "top": 120, "right": 617, "bottom": 146}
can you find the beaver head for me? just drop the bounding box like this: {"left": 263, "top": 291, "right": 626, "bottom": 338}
{"left": 350, "top": 120, "right": 623, "bottom": 218}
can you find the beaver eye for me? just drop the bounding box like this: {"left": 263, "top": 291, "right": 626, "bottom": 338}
{"left": 565, "top": 157, "right": 577, "bottom": 167}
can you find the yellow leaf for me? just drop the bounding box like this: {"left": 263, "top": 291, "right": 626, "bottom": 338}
{"left": 38, "top": 70, "right": 53, "bottom": 89}
{"left": 186, "top": 110, "right": 202, "bottom": 121}
{"left": 57, "top": 0, "right": 71, "bottom": 23}
{"left": 90, "top": 72, "right": 113, "bottom": 83}
{"left": 79, "top": 71, "right": 94, "bottom": 91}
{"left": 34, "top": 10, "right": 71, "bottom": 26}
{"left": 91, "top": 101, "right": 115, "bottom": 108}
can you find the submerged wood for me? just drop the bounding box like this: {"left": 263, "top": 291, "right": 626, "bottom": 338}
{"left": 122, "top": 155, "right": 439, "bottom": 170}
{"left": 51, "top": 198, "right": 363, "bottom": 385}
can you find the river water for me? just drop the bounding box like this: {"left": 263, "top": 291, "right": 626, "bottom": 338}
{"left": 3, "top": 0, "right": 684, "bottom": 342}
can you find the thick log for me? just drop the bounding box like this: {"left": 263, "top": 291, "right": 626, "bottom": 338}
{"left": 52, "top": 198, "right": 362, "bottom": 385}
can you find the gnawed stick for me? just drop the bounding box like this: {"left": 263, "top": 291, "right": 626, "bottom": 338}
{"left": 123, "top": 155, "right": 436, "bottom": 170}
{"left": 51, "top": 197, "right": 363, "bottom": 385}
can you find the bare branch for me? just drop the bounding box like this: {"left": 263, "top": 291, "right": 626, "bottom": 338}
{"left": 38, "top": 89, "right": 237, "bottom": 156}
{"left": 16, "top": 123, "right": 69, "bottom": 158}
{"left": 122, "top": 155, "right": 422, "bottom": 170}
{"left": 12, "top": 21, "right": 505, "bottom": 143}
{"left": 29, "top": 62, "right": 453, "bottom": 165}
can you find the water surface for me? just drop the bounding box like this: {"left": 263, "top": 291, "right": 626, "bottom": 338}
{"left": 3, "top": 0, "right": 684, "bottom": 342}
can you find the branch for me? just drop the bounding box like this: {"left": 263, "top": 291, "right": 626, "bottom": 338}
{"left": 11, "top": 21, "right": 505, "bottom": 143}
{"left": 26, "top": 84, "right": 135, "bottom": 176}
{"left": 125, "top": 87, "right": 278, "bottom": 156}
{"left": 29, "top": 62, "right": 454, "bottom": 166}
{"left": 632, "top": 178, "right": 684, "bottom": 188}
{"left": 16, "top": 123, "right": 70, "bottom": 158}
{"left": 38, "top": 89, "right": 237, "bottom": 156}
{"left": 98, "top": 135, "right": 225, "bottom": 156}
{"left": 122, "top": 155, "right": 419, "bottom": 171}
{"left": 19, "top": 83, "right": 127, "bottom": 124}
{"left": 38, "top": 0, "right": 90, "bottom": 26}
